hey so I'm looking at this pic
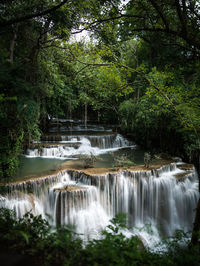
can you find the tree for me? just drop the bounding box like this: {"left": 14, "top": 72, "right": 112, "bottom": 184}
{"left": 0, "top": 0, "right": 118, "bottom": 177}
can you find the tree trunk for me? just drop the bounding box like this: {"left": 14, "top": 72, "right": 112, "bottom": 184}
{"left": 84, "top": 100, "right": 88, "bottom": 129}
{"left": 9, "top": 25, "right": 18, "bottom": 64}
{"left": 191, "top": 149, "right": 200, "bottom": 247}
{"left": 97, "top": 111, "right": 100, "bottom": 123}
{"left": 191, "top": 198, "right": 200, "bottom": 247}
{"left": 69, "top": 100, "right": 72, "bottom": 121}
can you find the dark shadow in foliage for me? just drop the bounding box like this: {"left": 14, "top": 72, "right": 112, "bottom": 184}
{"left": 0, "top": 208, "right": 200, "bottom": 266}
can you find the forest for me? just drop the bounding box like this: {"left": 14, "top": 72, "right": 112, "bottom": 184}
{"left": 0, "top": 0, "right": 200, "bottom": 265}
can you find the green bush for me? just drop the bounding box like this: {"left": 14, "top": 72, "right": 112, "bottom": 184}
{"left": 0, "top": 208, "right": 199, "bottom": 266}
{"left": 79, "top": 154, "right": 98, "bottom": 168}
{"left": 114, "top": 154, "right": 135, "bottom": 168}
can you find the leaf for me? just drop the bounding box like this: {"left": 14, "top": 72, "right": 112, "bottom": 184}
{"left": 19, "top": 231, "right": 30, "bottom": 244}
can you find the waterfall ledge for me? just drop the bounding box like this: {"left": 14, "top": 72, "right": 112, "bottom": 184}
{"left": 0, "top": 161, "right": 199, "bottom": 247}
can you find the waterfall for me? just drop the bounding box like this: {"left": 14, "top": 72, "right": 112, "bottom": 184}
{"left": 0, "top": 192, "right": 43, "bottom": 219}
{"left": 48, "top": 124, "right": 112, "bottom": 133}
{"left": 25, "top": 134, "right": 135, "bottom": 158}
{"left": 1, "top": 163, "right": 199, "bottom": 244}
{"left": 68, "top": 163, "right": 199, "bottom": 236}
{"left": 46, "top": 184, "right": 110, "bottom": 238}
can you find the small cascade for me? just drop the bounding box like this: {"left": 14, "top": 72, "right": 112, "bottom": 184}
{"left": 2, "top": 163, "right": 199, "bottom": 243}
{"left": 5, "top": 170, "right": 68, "bottom": 196}
{"left": 0, "top": 171, "right": 69, "bottom": 219}
{"left": 25, "top": 134, "right": 135, "bottom": 158}
{"left": 46, "top": 184, "right": 110, "bottom": 237}
{"left": 60, "top": 134, "right": 132, "bottom": 149}
{"left": 0, "top": 191, "right": 43, "bottom": 218}
{"left": 48, "top": 123, "right": 112, "bottom": 133}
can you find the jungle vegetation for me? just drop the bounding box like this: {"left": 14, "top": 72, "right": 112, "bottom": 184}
{"left": 0, "top": 0, "right": 200, "bottom": 257}
{"left": 0, "top": 208, "right": 199, "bottom": 266}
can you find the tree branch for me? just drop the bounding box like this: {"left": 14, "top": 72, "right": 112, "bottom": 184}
{"left": 73, "top": 57, "right": 190, "bottom": 128}
{"left": 188, "top": 4, "right": 200, "bottom": 20}
{"left": 0, "top": 0, "right": 69, "bottom": 28}
{"left": 147, "top": 0, "right": 169, "bottom": 30}
{"left": 75, "top": 65, "right": 92, "bottom": 77}
{"left": 175, "top": 0, "right": 187, "bottom": 37}
{"left": 71, "top": 14, "right": 147, "bottom": 35}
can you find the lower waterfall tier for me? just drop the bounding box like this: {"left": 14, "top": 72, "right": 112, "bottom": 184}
{"left": 0, "top": 163, "right": 199, "bottom": 247}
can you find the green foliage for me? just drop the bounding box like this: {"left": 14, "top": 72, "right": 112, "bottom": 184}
{"left": 114, "top": 154, "right": 135, "bottom": 168}
{"left": 0, "top": 1, "right": 200, "bottom": 260}
{"left": 144, "top": 152, "right": 151, "bottom": 168}
{"left": 1, "top": 0, "right": 200, "bottom": 187}
{"left": 0, "top": 208, "right": 199, "bottom": 266}
{"left": 119, "top": 99, "right": 136, "bottom": 131}
{"left": 78, "top": 154, "right": 98, "bottom": 168}
{"left": 0, "top": 208, "right": 83, "bottom": 265}
{"left": 144, "top": 153, "right": 162, "bottom": 168}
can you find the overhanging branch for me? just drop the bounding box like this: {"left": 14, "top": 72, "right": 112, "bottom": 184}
{"left": 0, "top": 0, "right": 69, "bottom": 28}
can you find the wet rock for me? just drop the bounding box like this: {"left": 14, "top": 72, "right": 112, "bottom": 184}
{"left": 54, "top": 185, "right": 87, "bottom": 192}
{"left": 177, "top": 163, "right": 194, "bottom": 171}
{"left": 175, "top": 171, "right": 192, "bottom": 179}
{"left": 172, "top": 157, "right": 182, "bottom": 162}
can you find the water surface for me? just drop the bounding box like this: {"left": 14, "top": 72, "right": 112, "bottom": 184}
{"left": 14, "top": 156, "right": 68, "bottom": 180}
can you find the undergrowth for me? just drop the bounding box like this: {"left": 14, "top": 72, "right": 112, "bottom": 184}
{"left": 0, "top": 208, "right": 199, "bottom": 266}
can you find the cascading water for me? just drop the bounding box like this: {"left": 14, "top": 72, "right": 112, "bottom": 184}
{"left": 0, "top": 192, "right": 43, "bottom": 219}
{"left": 0, "top": 122, "right": 199, "bottom": 249}
{"left": 1, "top": 163, "right": 199, "bottom": 248}
{"left": 25, "top": 134, "right": 135, "bottom": 158}
{"left": 48, "top": 123, "right": 112, "bottom": 133}
{"left": 60, "top": 134, "right": 131, "bottom": 148}
{"left": 46, "top": 183, "right": 110, "bottom": 238}
{"left": 69, "top": 164, "right": 199, "bottom": 236}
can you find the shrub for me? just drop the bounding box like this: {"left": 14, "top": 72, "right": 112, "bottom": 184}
{"left": 0, "top": 208, "right": 199, "bottom": 266}
{"left": 114, "top": 154, "right": 135, "bottom": 168}
{"left": 79, "top": 154, "right": 97, "bottom": 168}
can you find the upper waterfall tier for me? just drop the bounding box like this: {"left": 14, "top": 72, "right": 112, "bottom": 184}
{"left": 25, "top": 134, "right": 135, "bottom": 158}
{"left": 48, "top": 123, "right": 113, "bottom": 133}
{"left": 44, "top": 134, "right": 131, "bottom": 148}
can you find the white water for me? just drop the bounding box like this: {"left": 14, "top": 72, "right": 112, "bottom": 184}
{"left": 0, "top": 192, "right": 44, "bottom": 219}
{"left": 1, "top": 122, "right": 199, "bottom": 250}
{"left": 26, "top": 134, "right": 135, "bottom": 159}
{"left": 1, "top": 163, "right": 199, "bottom": 249}
{"left": 49, "top": 124, "right": 112, "bottom": 133}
